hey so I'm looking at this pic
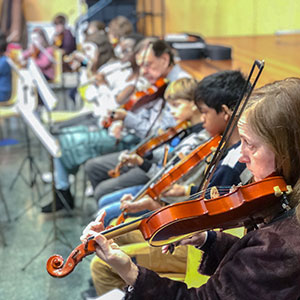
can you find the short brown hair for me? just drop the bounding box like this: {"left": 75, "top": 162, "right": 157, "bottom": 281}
{"left": 53, "top": 15, "right": 66, "bottom": 25}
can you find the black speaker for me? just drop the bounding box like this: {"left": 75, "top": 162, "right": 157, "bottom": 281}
{"left": 165, "top": 33, "right": 207, "bottom": 60}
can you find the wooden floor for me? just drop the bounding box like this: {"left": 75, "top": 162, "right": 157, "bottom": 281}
{"left": 179, "top": 34, "right": 300, "bottom": 87}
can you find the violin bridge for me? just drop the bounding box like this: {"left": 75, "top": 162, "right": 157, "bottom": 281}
{"left": 210, "top": 186, "right": 220, "bottom": 199}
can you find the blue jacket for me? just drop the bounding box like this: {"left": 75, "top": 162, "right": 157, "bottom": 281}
{"left": 0, "top": 55, "right": 12, "bottom": 102}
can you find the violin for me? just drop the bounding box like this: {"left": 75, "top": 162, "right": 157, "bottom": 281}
{"left": 53, "top": 33, "right": 63, "bottom": 48}
{"left": 115, "top": 135, "right": 221, "bottom": 224}
{"left": 31, "top": 46, "right": 40, "bottom": 59}
{"left": 108, "top": 120, "right": 192, "bottom": 178}
{"left": 102, "top": 77, "right": 169, "bottom": 129}
{"left": 46, "top": 176, "right": 291, "bottom": 278}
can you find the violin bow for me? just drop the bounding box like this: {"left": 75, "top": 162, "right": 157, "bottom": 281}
{"left": 116, "top": 152, "right": 182, "bottom": 224}
{"left": 198, "top": 60, "right": 265, "bottom": 194}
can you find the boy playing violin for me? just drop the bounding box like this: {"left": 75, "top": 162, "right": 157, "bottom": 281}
{"left": 81, "top": 70, "right": 252, "bottom": 298}
{"left": 86, "top": 78, "right": 208, "bottom": 219}
{"left": 82, "top": 77, "right": 300, "bottom": 300}
{"left": 121, "top": 70, "right": 252, "bottom": 214}
{"left": 41, "top": 40, "right": 186, "bottom": 213}
{"left": 86, "top": 77, "right": 209, "bottom": 227}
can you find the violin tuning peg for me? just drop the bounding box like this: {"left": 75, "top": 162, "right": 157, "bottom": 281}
{"left": 286, "top": 185, "right": 293, "bottom": 194}
{"left": 273, "top": 186, "right": 283, "bottom": 197}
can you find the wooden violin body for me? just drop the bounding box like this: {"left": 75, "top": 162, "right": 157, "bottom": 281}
{"left": 53, "top": 33, "right": 63, "bottom": 48}
{"left": 102, "top": 77, "right": 168, "bottom": 129}
{"left": 143, "top": 176, "right": 290, "bottom": 246}
{"left": 136, "top": 120, "right": 191, "bottom": 157}
{"left": 115, "top": 135, "right": 221, "bottom": 224}
{"left": 145, "top": 135, "right": 220, "bottom": 201}
{"left": 47, "top": 176, "right": 290, "bottom": 278}
{"left": 108, "top": 120, "right": 191, "bottom": 178}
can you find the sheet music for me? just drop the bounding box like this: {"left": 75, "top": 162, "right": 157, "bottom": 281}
{"left": 28, "top": 58, "right": 57, "bottom": 111}
{"left": 17, "top": 106, "right": 61, "bottom": 158}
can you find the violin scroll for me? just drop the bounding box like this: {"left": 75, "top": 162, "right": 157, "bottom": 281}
{"left": 46, "top": 240, "right": 96, "bottom": 278}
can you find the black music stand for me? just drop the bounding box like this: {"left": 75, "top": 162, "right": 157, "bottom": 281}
{"left": 17, "top": 106, "right": 73, "bottom": 271}
{"left": 9, "top": 80, "right": 44, "bottom": 218}
{"left": 0, "top": 180, "right": 11, "bottom": 246}
{"left": 27, "top": 58, "right": 75, "bottom": 216}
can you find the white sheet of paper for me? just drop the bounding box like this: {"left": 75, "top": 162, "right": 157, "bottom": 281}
{"left": 98, "top": 288, "right": 125, "bottom": 300}
{"left": 28, "top": 58, "right": 57, "bottom": 111}
{"left": 17, "top": 105, "right": 61, "bottom": 158}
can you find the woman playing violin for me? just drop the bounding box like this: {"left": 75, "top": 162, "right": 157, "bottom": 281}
{"left": 82, "top": 78, "right": 300, "bottom": 299}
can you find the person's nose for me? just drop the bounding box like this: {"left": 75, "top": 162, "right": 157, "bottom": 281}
{"left": 238, "top": 147, "right": 249, "bottom": 164}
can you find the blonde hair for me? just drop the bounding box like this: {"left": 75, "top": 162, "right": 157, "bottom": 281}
{"left": 243, "top": 78, "right": 300, "bottom": 218}
{"left": 164, "top": 77, "right": 198, "bottom": 102}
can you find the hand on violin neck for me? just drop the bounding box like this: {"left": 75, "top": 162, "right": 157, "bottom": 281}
{"left": 109, "top": 121, "right": 123, "bottom": 139}
{"left": 110, "top": 108, "right": 127, "bottom": 121}
{"left": 178, "top": 231, "right": 208, "bottom": 247}
{"left": 162, "top": 231, "right": 208, "bottom": 254}
{"left": 120, "top": 195, "right": 161, "bottom": 213}
{"left": 120, "top": 152, "right": 144, "bottom": 167}
{"left": 162, "top": 184, "right": 186, "bottom": 198}
{"left": 80, "top": 210, "right": 106, "bottom": 243}
{"left": 93, "top": 233, "right": 138, "bottom": 286}
{"left": 81, "top": 210, "right": 139, "bottom": 286}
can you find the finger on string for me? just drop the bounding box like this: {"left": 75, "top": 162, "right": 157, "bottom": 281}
{"left": 80, "top": 229, "right": 100, "bottom": 243}
{"left": 82, "top": 221, "right": 104, "bottom": 239}
{"left": 120, "top": 194, "right": 133, "bottom": 202}
{"left": 95, "top": 210, "right": 106, "bottom": 223}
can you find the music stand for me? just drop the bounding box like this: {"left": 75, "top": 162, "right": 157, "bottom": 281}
{"left": 0, "top": 180, "right": 11, "bottom": 246}
{"left": 27, "top": 58, "right": 57, "bottom": 112}
{"left": 27, "top": 59, "right": 75, "bottom": 214}
{"left": 16, "top": 105, "right": 73, "bottom": 271}
{"left": 8, "top": 67, "right": 44, "bottom": 211}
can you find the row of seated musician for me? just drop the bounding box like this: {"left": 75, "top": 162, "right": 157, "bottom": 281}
{"left": 31, "top": 23, "right": 300, "bottom": 298}
{"left": 5, "top": 14, "right": 135, "bottom": 106}
{"left": 39, "top": 38, "right": 250, "bottom": 298}
{"left": 79, "top": 69, "right": 251, "bottom": 298}
{"left": 40, "top": 39, "right": 190, "bottom": 213}
{"left": 77, "top": 77, "right": 300, "bottom": 299}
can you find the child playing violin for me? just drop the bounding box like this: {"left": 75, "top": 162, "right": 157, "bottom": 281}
{"left": 121, "top": 70, "right": 252, "bottom": 216}
{"left": 42, "top": 40, "right": 188, "bottom": 214}
{"left": 82, "top": 78, "right": 300, "bottom": 299}
{"left": 86, "top": 77, "right": 207, "bottom": 226}
{"left": 81, "top": 70, "right": 252, "bottom": 298}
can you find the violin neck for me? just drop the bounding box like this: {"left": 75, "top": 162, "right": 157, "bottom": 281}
{"left": 102, "top": 212, "right": 153, "bottom": 240}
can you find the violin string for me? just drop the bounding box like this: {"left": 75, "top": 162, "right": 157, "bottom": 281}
{"left": 182, "top": 186, "right": 233, "bottom": 202}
